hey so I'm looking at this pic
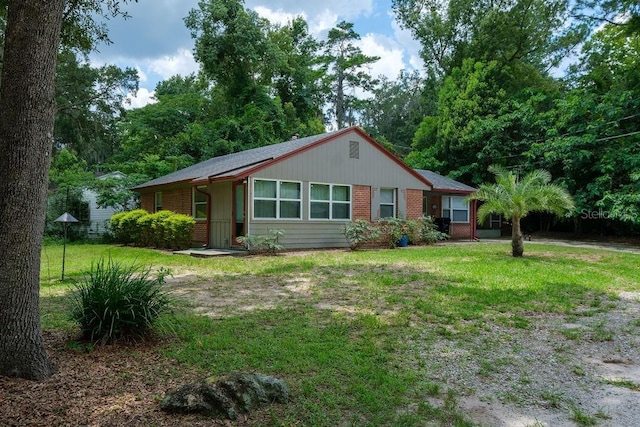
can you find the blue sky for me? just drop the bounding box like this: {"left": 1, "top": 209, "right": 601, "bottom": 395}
{"left": 90, "top": 0, "right": 422, "bottom": 107}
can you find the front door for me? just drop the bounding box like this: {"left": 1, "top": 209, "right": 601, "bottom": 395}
{"left": 232, "top": 181, "right": 246, "bottom": 245}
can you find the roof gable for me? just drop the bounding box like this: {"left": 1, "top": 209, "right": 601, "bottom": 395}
{"left": 134, "top": 127, "right": 432, "bottom": 190}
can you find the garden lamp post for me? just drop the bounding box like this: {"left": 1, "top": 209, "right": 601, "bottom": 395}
{"left": 54, "top": 212, "right": 79, "bottom": 281}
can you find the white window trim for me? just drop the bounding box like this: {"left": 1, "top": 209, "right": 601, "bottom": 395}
{"left": 252, "top": 178, "right": 302, "bottom": 220}
{"left": 192, "top": 186, "right": 208, "bottom": 220}
{"left": 442, "top": 196, "right": 470, "bottom": 223}
{"left": 308, "top": 182, "right": 352, "bottom": 221}
{"left": 379, "top": 188, "right": 397, "bottom": 218}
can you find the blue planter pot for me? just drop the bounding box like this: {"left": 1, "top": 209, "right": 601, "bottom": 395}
{"left": 397, "top": 235, "right": 409, "bottom": 247}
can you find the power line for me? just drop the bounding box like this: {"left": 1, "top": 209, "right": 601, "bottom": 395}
{"left": 594, "top": 130, "right": 640, "bottom": 142}
{"left": 537, "top": 109, "right": 640, "bottom": 142}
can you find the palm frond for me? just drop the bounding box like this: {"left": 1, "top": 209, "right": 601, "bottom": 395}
{"left": 471, "top": 165, "right": 574, "bottom": 224}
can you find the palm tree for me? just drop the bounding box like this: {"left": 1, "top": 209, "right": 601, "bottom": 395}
{"left": 469, "top": 166, "right": 575, "bottom": 257}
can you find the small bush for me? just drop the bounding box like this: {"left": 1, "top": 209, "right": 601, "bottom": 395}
{"left": 342, "top": 219, "right": 382, "bottom": 250}
{"left": 113, "top": 209, "right": 148, "bottom": 245}
{"left": 379, "top": 217, "right": 420, "bottom": 248}
{"left": 164, "top": 213, "right": 196, "bottom": 250}
{"left": 137, "top": 210, "right": 173, "bottom": 248}
{"left": 109, "top": 211, "right": 128, "bottom": 243}
{"left": 69, "top": 257, "right": 173, "bottom": 344}
{"left": 416, "top": 215, "right": 449, "bottom": 244}
{"left": 237, "top": 229, "right": 285, "bottom": 254}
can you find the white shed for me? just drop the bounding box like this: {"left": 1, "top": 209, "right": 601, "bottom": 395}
{"left": 82, "top": 171, "right": 126, "bottom": 238}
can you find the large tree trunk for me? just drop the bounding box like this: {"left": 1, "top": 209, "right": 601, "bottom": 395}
{"left": 511, "top": 216, "right": 524, "bottom": 257}
{"left": 0, "top": 0, "right": 65, "bottom": 381}
{"left": 335, "top": 67, "right": 345, "bottom": 129}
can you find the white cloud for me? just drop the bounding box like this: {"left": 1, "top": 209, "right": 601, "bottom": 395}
{"left": 307, "top": 10, "right": 340, "bottom": 37}
{"left": 147, "top": 48, "right": 199, "bottom": 80}
{"left": 254, "top": 6, "right": 303, "bottom": 27}
{"left": 125, "top": 87, "right": 157, "bottom": 109}
{"left": 251, "top": 5, "right": 340, "bottom": 38}
{"left": 390, "top": 13, "right": 424, "bottom": 72}
{"left": 248, "top": 0, "right": 372, "bottom": 21}
{"left": 135, "top": 66, "right": 148, "bottom": 84}
{"left": 358, "top": 33, "right": 406, "bottom": 81}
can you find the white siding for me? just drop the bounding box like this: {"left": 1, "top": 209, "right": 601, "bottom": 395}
{"left": 253, "top": 133, "right": 428, "bottom": 190}
{"left": 245, "top": 131, "right": 429, "bottom": 249}
{"left": 83, "top": 189, "right": 118, "bottom": 238}
{"left": 250, "top": 221, "right": 349, "bottom": 249}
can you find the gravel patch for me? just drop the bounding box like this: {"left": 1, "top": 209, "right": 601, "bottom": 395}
{"left": 415, "top": 291, "right": 640, "bottom": 426}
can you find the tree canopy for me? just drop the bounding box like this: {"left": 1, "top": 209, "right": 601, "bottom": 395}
{"left": 9, "top": 0, "right": 638, "bottom": 242}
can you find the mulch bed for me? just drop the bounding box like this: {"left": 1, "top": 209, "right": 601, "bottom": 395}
{"left": 0, "top": 331, "right": 280, "bottom": 426}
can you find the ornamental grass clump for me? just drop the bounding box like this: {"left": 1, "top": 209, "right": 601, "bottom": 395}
{"left": 70, "top": 257, "right": 173, "bottom": 344}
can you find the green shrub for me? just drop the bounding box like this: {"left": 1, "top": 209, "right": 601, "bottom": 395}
{"left": 109, "top": 211, "right": 128, "bottom": 243}
{"left": 237, "top": 229, "right": 285, "bottom": 254}
{"left": 137, "top": 210, "right": 173, "bottom": 248}
{"left": 136, "top": 213, "right": 154, "bottom": 247}
{"left": 115, "top": 209, "right": 148, "bottom": 245}
{"left": 69, "top": 257, "right": 173, "bottom": 344}
{"left": 164, "top": 213, "right": 196, "bottom": 250}
{"left": 379, "top": 217, "right": 420, "bottom": 248}
{"left": 416, "top": 215, "right": 449, "bottom": 244}
{"left": 110, "top": 209, "right": 194, "bottom": 249}
{"left": 342, "top": 219, "right": 382, "bottom": 250}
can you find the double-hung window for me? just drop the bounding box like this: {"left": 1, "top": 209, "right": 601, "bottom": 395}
{"left": 379, "top": 188, "right": 396, "bottom": 218}
{"left": 193, "top": 186, "right": 207, "bottom": 220}
{"left": 310, "top": 183, "right": 351, "bottom": 220}
{"left": 253, "top": 179, "right": 301, "bottom": 219}
{"left": 442, "top": 196, "right": 469, "bottom": 222}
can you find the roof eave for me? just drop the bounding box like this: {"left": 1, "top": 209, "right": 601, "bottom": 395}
{"left": 132, "top": 178, "right": 194, "bottom": 192}
{"left": 432, "top": 188, "right": 477, "bottom": 194}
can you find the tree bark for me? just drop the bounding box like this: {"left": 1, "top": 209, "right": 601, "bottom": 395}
{"left": 335, "top": 66, "right": 345, "bottom": 129}
{"left": 0, "top": 0, "right": 65, "bottom": 381}
{"left": 511, "top": 216, "right": 524, "bottom": 257}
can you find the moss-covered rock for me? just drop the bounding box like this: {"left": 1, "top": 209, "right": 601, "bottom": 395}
{"left": 160, "top": 373, "right": 289, "bottom": 419}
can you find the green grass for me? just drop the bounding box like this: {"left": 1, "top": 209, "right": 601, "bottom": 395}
{"left": 570, "top": 405, "right": 599, "bottom": 426}
{"left": 39, "top": 242, "right": 640, "bottom": 426}
{"left": 603, "top": 378, "right": 640, "bottom": 391}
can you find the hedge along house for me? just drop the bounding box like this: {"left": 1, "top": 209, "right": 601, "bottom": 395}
{"left": 133, "top": 126, "right": 477, "bottom": 249}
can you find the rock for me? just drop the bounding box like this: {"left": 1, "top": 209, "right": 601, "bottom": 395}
{"left": 160, "top": 373, "right": 289, "bottom": 419}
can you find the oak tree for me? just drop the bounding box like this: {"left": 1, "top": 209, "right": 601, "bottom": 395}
{"left": 0, "top": 0, "right": 65, "bottom": 380}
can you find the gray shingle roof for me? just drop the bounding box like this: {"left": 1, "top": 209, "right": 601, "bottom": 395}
{"left": 133, "top": 130, "right": 343, "bottom": 190}
{"left": 414, "top": 169, "right": 476, "bottom": 193}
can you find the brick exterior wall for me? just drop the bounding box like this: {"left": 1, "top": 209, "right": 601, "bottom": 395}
{"left": 450, "top": 222, "right": 474, "bottom": 240}
{"left": 406, "top": 189, "right": 423, "bottom": 220}
{"left": 192, "top": 222, "right": 207, "bottom": 246}
{"left": 140, "top": 193, "right": 154, "bottom": 212}
{"left": 161, "top": 187, "right": 192, "bottom": 215}
{"left": 352, "top": 185, "right": 371, "bottom": 221}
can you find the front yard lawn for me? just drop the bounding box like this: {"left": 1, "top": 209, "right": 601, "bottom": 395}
{"left": 26, "top": 242, "right": 640, "bottom": 426}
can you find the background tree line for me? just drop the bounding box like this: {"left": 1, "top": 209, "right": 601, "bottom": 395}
{"left": 5, "top": 0, "right": 638, "bottom": 235}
